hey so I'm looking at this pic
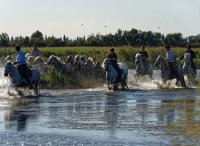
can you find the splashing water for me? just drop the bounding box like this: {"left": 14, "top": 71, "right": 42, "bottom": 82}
{"left": 0, "top": 67, "right": 200, "bottom": 145}
{"left": 0, "top": 68, "right": 10, "bottom": 98}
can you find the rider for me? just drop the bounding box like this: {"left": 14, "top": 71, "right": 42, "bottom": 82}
{"left": 165, "top": 45, "right": 179, "bottom": 80}
{"left": 107, "top": 48, "right": 121, "bottom": 81}
{"left": 31, "top": 44, "right": 40, "bottom": 58}
{"left": 139, "top": 45, "right": 149, "bottom": 72}
{"left": 179, "top": 45, "right": 197, "bottom": 75}
{"left": 14, "top": 46, "right": 33, "bottom": 89}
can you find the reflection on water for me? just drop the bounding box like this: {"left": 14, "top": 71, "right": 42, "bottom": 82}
{"left": 4, "top": 100, "right": 39, "bottom": 132}
{"left": 0, "top": 68, "right": 200, "bottom": 145}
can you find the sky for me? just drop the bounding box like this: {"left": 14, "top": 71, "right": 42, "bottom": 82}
{"left": 0, "top": 0, "right": 200, "bottom": 38}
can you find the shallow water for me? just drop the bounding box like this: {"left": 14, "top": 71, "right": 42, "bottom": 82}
{"left": 0, "top": 68, "right": 200, "bottom": 145}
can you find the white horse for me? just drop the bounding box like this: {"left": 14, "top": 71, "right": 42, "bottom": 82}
{"left": 47, "top": 55, "right": 74, "bottom": 74}
{"left": 135, "top": 53, "right": 153, "bottom": 79}
{"left": 4, "top": 61, "right": 41, "bottom": 95}
{"left": 5, "top": 55, "right": 15, "bottom": 62}
{"left": 85, "top": 57, "right": 96, "bottom": 76}
{"left": 74, "top": 55, "right": 86, "bottom": 73}
{"left": 182, "top": 53, "right": 196, "bottom": 83}
{"left": 102, "top": 58, "right": 128, "bottom": 90}
{"left": 27, "top": 55, "right": 35, "bottom": 66}
{"left": 154, "top": 55, "right": 186, "bottom": 87}
{"left": 33, "top": 56, "right": 49, "bottom": 74}
{"left": 95, "top": 61, "right": 105, "bottom": 80}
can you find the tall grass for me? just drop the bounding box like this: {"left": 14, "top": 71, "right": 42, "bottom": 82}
{"left": 1, "top": 46, "right": 200, "bottom": 68}
{"left": 40, "top": 67, "right": 104, "bottom": 89}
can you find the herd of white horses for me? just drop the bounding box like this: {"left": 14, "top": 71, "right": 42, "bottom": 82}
{"left": 4, "top": 52, "right": 197, "bottom": 95}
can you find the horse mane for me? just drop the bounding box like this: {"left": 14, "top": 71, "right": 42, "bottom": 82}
{"left": 25, "top": 53, "right": 31, "bottom": 58}
{"left": 75, "top": 55, "right": 80, "bottom": 60}
{"left": 159, "top": 55, "right": 169, "bottom": 68}
{"left": 88, "top": 57, "right": 93, "bottom": 61}
{"left": 34, "top": 56, "right": 45, "bottom": 64}
{"left": 49, "top": 55, "right": 63, "bottom": 63}
{"left": 102, "top": 58, "right": 109, "bottom": 68}
{"left": 135, "top": 53, "right": 141, "bottom": 57}
{"left": 6, "top": 55, "right": 15, "bottom": 62}
{"left": 66, "top": 55, "right": 73, "bottom": 63}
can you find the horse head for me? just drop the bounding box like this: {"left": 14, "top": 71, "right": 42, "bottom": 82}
{"left": 34, "top": 56, "right": 46, "bottom": 65}
{"left": 135, "top": 53, "right": 142, "bottom": 65}
{"left": 184, "top": 53, "right": 191, "bottom": 64}
{"left": 154, "top": 55, "right": 164, "bottom": 68}
{"left": 102, "top": 58, "right": 111, "bottom": 71}
{"left": 66, "top": 55, "right": 74, "bottom": 64}
{"left": 47, "top": 55, "right": 56, "bottom": 66}
{"left": 27, "top": 55, "right": 35, "bottom": 65}
{"left": 47, "top": 55, "right": 65, "bottom": 72}
{"left": 25, "top": 53, "right": 31, "bottom": 59}
{"left": 6, "top": 55, "right": 15, "bottom": 62}
{"left": 4, "top": 61, "right": 13, "bottom": 77}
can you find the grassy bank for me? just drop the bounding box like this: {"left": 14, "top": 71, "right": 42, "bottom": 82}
{"left": 40, "top": 67, "right": 104, "bottom": 89}
{"left": 1, "top": 46, "right": 200, "bottom": 68}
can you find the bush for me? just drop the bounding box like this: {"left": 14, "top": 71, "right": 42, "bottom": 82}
{"left": 40, "top": 67, "right": 104, "bottom": 89}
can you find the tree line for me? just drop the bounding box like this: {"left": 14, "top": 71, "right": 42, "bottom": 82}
{"left": 0, "top": 28, "right": 200, "bottom": 48}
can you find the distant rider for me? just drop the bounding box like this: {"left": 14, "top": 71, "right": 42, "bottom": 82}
{"left": 31, "top": 44, "right": 40, "bottom": 58}
{"left": 14, "top": 46, "right": 33, "bottom": 89}
{"left": 107, "top": 48, "right": 121, "bottom": 81}
{"left": 139, "top": 45, "right": 149, "bottom": 72}
{"left": 179, "top": 45, "right": 197, "bottom": 75}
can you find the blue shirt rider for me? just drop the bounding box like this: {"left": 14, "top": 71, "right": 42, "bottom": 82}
{"left": 16, "top": 50, "right": 26, "bottom": 65}
{"left": 14, "top": 46, "right": 33, "bottom": 89}
{"left": 106, "top": 48, "right": 121, "bottom": 81}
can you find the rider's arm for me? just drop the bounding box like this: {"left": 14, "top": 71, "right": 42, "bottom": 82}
{"left": 179, "top": 56, "right": 184, "bottom": 61}
{"left": 14, "top": 61, "right": 19, "bottom": 65}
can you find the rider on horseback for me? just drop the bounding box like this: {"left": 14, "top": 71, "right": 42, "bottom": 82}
{"left": 107, "top": 48, "right": 121, "bottom": 81}
{"left": 165, "top": 45, "right": 179, "bottom": 81}
{"left": 179, "top": 45, "right": 197, "bottom": 75}
{"left": 14, "top": 46, "right": 33, "bottom": 89}
{"left": 139, "top": 45, "right": 149, "bottom": 73}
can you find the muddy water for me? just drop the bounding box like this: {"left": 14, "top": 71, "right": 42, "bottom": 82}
{"left": 0, "top": 68, "right": 200, "bottom": 145}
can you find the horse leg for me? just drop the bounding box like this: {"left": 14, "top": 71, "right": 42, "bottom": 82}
{"left": 125, "top": 80, "right": 129, "bottom": 89}
{"left": 113, "top": 84, "right": 118, "bottom": 91}
{"left": 179, "top": 74, "right": 186, "bottom": 87}
{"left": 33, "top": 81, "right": 39, "bottom": 95}
{"left": 121, "top": 81, "right": 125, "bottom": 90}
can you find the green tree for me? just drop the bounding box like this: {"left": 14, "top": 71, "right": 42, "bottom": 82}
{"left": 164, "top": 33, "right": 186, "bottom": 47}
{"left": 30, "top": 30, "right": 44, "bottom": 46}
{"left": 0, "top": 33, "right": 10, "bottom": 47}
